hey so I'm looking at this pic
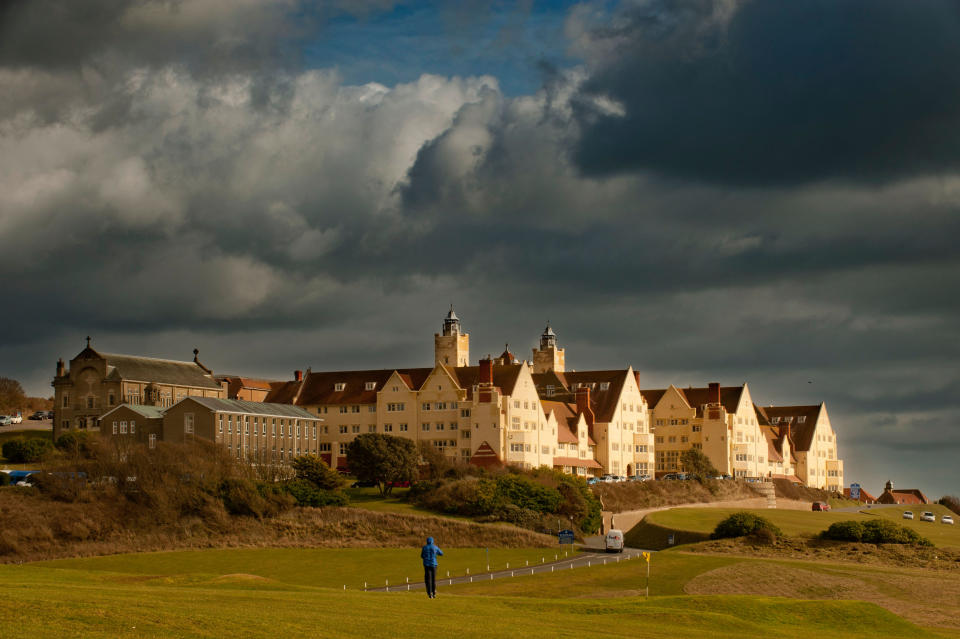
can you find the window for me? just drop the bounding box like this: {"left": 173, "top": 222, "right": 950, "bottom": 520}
{"left": 350, "top": 406, "right": 360, "bottom": 413}
{"left": 436, "top": 402, "right": 446, "bottom": 410}
{"left": 387, "top": 403, "right": 405, "bottom": 412}
{"left": 422, "top": 403, "right": 431, "bottom": 411}
{"left": 541, "top": 445, "right": 550, "bottom": 454}
{"left": 513, "top": 401, "right": 520, "bottom": 408}
{"left": 319, "top": 443, "right": 331, "bottom": 452}
{"left": 670, "top": 419, "right": 678, "bottom": 425}
{"left": 460, "top": 409, "right": 470, "bottom": 417}
{"left": 680, "top": 436, "right": 688, "bottom": 443}
{"left": 655, "top": 436, "right": 664, "bottom": 444}
{"left": 368, "top": 405, "right": 376, "bottom": 413}
{"left": 692, "top": 443, "right": 702, "bottom": 450}
{"left": 399, "top": 423, "right": 408, "bottom": 431}
{"left": 112, "top": 421, "right": 118, "bottom": 435}
{"left": 510, "top": 443, "right": 523, "bottom": 452}
{"left": 365, "top": 382, "right": 376, "bottom": 391}
{"left": 612, "top": 443, "right": 619, "bottom": 451}
{"left": 108, "top": 392, "right": 116, "bottom": 406}
{"left": 117, "top": 420, "right": 126, "bottom": 434}
{"left": 436, "top": 423, "right": 445, "bottom": 431}
{"left": 339, "top": 443, "right": 348, "bottom": 455}
{"left": 461, "top": 430, "right": 470, "bottom": 439}
{"left": 184, "top": 413, "right": 194, "bottom": 435}
{"left": 313, "top": 425, "right": 317, "bottom": 439}
{"left": 384, "top": 423, "right": 393, "bottom": 432}
{"left": 130, "top": 420, "right": 136, "bottom": 434}
{"left": 339, "top": 406, "right": 348, "bottom": 414}
{"left": 655, "top": 419, "right": 664, "bottom": 426}
{"left": 668, "top": 436, "right": 676, "bottom": 443}
{"left": 281, "top": 423, "right": 286, "bottom": 435}
{"left": 368, "top": 425, "right": 376, "bottom": 433}
{"left": 218, "top": 415, "right": 223, "bottom": 433}
{"left": 692, "top": 425, "right": 701, "bottom": 432}
{"left": 392, "top": 386, "right": 399, "bottom": 392}
{"left": 86, "top": 397, "right": 95, "bottom": 409}
{"left": 63, "top": 393, "right": 70, "bottom": 408}
{"left": 422, "top": 423, "right": 430, "bottom": 431}
{"left": 351, "top": 425, "right": 360, "bottom": 433}
{"left": 449, "top": 422, "right": 458, "bottom": 430}
{"left": 600, "top": 382, "right": 610, "bottom": 390}
{"left": 148, "top": 434, "right": 156, "bottom": 449}
{"left": 335, "top": 382, "right": 346, "bottom": 391}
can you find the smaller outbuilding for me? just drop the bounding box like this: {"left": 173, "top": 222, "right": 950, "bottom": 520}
{"left": 98, "top": 404, "right": 165, "bottom": 448}
{"left": 876, "top": 479, "right": 928, "bottom": 505}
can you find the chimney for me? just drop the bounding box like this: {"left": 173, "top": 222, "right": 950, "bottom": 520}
{"left": 479, "top": 357, "right": 493, "bottom": 386}
{"left": 294, "top": 370, "right": 303, "bottom": 382}
{"left": 576, "top": 386, "right": 594, "bottom": 428}
{"left": 634, "top": 371, "right": 641, "bottom": 390}
{"left": 708, "top": 382, "right": 721, "bottom": 405}
{"left": 779, "top": 421, "right": 791, "bottom": 441}
{"left": 56, "top": 358, "right": 65, "bottom": 377}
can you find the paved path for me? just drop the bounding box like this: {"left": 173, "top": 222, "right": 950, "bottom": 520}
{"left": 366, "top": 546, "right": 648, "bottom": 593}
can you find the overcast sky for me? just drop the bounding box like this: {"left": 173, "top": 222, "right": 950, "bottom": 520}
{"left": 1, "top": 0, "right": 958, "bottom": 498}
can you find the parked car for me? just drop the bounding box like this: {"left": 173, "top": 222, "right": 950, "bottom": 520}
{"left": 45, "top": 411, "right": 55, "bottom": 419}
{"left": 812, "top": 501, "right": 831, "bottom": 511}
{"left": 0, "top": 415, "right": 12, "bottom": 426}
{"left": 599, "top": 474, "right": 616, "bottom": 483}
{"left": 587, "top": 477, "right": 601, "bottom": 485}
{"left": 29, "top": 411, "right": 46, "bottom": 420}
{"left": 350, "top": 480, "right": 376, "bottom": 488}
{"left": 628, "top": 474, "right": 652, "bottom": 482}
{"left": 604, "top": 529, "right": 624, "bottom": 553}
{"left": 386, "top": 480, "right": 410, "bottom": 488}
{"left": 943, "top": 515, "right": 955, "bottom": 525}
{"left": 902, "top": 511, "right": 914, "bottom": 520}
{"left": 920, "top": 511, "right": 936, "bottom": 522}
{"left": 10, "top": 414, "right": 22, "bottom": 424}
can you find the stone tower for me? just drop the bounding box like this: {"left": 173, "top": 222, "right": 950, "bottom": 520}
{"left": 532, "top": 322, "right": 565, "bottom": 374}
{"left": 434, "top": 306, "right": 470, "bottom": 367}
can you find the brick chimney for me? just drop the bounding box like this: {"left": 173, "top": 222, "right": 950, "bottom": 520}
{"left": 708, "top": 382, "right": 721, "bottom": 405}
{"left": 479, "top": 357, "right": 493, "bottom": 385}
{"left": 56, "top": 358, "right": 65, "bottom": 377}
{"left": 294, "top": 370, "right": 303, "bottom": 381}
{"left": 779, "top": 421, "right": 791, "bottom": 441}
{"left": 576, "top": 386, "right": 594, "bottom": 428}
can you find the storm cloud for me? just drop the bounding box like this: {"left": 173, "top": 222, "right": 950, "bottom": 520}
{"left": 0, "top": 0, "right": 957, "bottom": 496}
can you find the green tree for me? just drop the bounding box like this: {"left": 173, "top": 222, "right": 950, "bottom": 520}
{"left": 2, "top": 438, "right": 53, "bottom": 463}
{"left": 0, "top": 377, "right": 26, "bottom": 413}
{"left": 346, "top": 433, "right": 418, "bottom": 496}
{"left": 55, "top": 431, "right": 94, "bottom": 459}
{"left": 291, "top": 454, "right": 342, "bottom": 490}
{"left": 680, "top": 448, "right": 718, "bottom": 479}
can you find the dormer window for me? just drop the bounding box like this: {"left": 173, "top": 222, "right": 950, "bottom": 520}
{"left": 365, "top": 382, "right": 376, "bottom": 391}
{"left": 335, "top": 383, "right": 346, "bottom": 392}
{"left": 600, "top": 382, "right": 610, "bottom": 391}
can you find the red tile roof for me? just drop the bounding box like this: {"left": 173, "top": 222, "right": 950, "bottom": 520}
{"left": 756, "top": 404, "right": 823, "bottom": 453}
{"left": 552, "top": 456, "right": 602, "bottom": 469}
{"left": 877, "top": 489, "right": 929, "bottom": 505}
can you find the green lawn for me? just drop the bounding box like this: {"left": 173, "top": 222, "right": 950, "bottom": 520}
{"left": 36, "top": 547, "right": 564, "bottom": 590}
{"left": 0, "top": 556, "right": 934, "bottom": 639}
{"left": 645, "top": 504, "right": 960, "bottom": 548}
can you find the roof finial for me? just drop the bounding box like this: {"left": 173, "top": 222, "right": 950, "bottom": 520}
{"left": 86, "top": 336, "right": 91, "bottom": 348}
{"left": 193, "top": 348, "right": 199, "bottom": 359}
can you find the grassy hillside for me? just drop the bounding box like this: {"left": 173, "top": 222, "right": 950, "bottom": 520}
{"left": 592, "top": 478, "right": 761, "bottom": 512}
{"left": 644, "top": 504, "right": 960, "bottom": 548}
{"left": 0, "top": 550, "right": 939, "bottom": 638}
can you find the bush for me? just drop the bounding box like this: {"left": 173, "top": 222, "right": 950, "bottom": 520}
{"left": 824, "top": 520, "right": 864, "bottom": 542}
{"left": 54, "top": 431, "right": 94, "bottom": 458}
{"left": 822, "top": 518, "right": 931, "bottom": 545}
{"left": 2, "top": 438, "right": 53, "bottom": 463}
{"left": 291, "top": 454, "right": 342, "bottom": 490}
{"left": 284, "top": 478, "right": 349, "bottom": 507}
{"left": 748, "top": 527, "right": 778, "bottom": 545}
{"left": 0, "top": 472, "right": 9, "bottom": 486}
{"left": 712, "top": 512, "right": 782, "bottom": 539}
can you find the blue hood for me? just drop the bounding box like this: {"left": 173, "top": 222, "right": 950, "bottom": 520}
{"left": 426, "top": 537, "right": 434, "bottom": 544}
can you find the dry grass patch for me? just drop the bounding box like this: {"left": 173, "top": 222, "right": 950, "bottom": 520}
{"left": 593, "top": 479, "right": 760, "bottom": 513}
{"left": 684, "top": 558, "right": 960, "bottom": 631}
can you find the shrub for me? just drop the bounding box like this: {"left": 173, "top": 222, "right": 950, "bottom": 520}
{"left": 824, "top": 520, "right": 864, "bottom": 542}
{"left": 219, "top": 479, "right": 271, "bottom": 518}
{"left": 712, "top": 512, "right": 782, "bottom": 539}
{"left": 748, "top": 527, "right": 778, "bottom": 545}
{"left": 291, "top": 454, "right": 342, "bottom": 490}
{"left": 822, "top": 518, "right": 932, "bottom": 545}
{"left": 0, "top": 472, "right": 10, "bottom": 486}
{"left": 284, "top": 478, "right": 349, "bottom": 507}
{"left": 2, "top": 438, "right": 53, "bottom": 463}
{"left": 54, "top": 431, "right": 94, "bottom": 458}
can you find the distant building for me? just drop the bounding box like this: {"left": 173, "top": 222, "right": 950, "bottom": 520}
{"left": 99, "top": 397, "right": 322, "bottom": 463}
{"left": 755, "top": 404, "right": 843, "bottom": 491}
{"left": 52, "top": 338, "right": 225, "bottom": 439}
{"left": 218, "top": 376, "right": 285, "bottom": 402}
{"left": 876, "top": 480, "right": 929, "bottom": 505}
{"left": 843, "top": 486, "right": 877, "bottom": 504}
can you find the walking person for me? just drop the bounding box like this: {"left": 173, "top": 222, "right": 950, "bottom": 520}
{"left": 420, "top": 536, "right": 443, "bottom": 598}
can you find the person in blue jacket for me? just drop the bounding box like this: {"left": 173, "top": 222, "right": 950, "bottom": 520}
{"left": 420, "top": 536, "right": 444, "bottom": 598}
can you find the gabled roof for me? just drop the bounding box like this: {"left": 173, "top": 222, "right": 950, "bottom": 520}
{"left": 640, "top": 384, "right": 744, "bottom": 417}
{"left": 758, "top": 405, "right": 823, "bottom": 452}
{"left": 99, "top": 403, "right": 166, "bottom": 420}
{"left": 878, "top": 488, "right": 929, "bottom": 505}
{"left": 451, "top": 364, "right": 524, "bottom": 398}
{"left": 264, "top": 379, "right": 302, "bottom": 404}
{"left": 96, "top": 352, "right": 222, "bottom": 390}
{"left": 759, "top": 423, "right": 797, "bottom": 464}
{"left": 541, "top": 400, "right": 580, "bottom": 444}
{"left": 552, "top": 456, "right": 602, "bottom": 469}
{"left": 543, "top": 370, "right": 629, "bottom": 423}
{"left": 180, "top": 397, "right": 318, "bottom": 419}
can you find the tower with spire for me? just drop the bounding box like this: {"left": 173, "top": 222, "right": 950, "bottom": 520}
{"left": 434, "top": 305, "right": 470, "bottom": 367}
{"left": 532, "top": 322, "right": 565, "bottom": 373}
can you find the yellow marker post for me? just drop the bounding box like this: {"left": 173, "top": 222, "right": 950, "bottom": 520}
{"left": 642, "top": 552, "right": 651, "bottom": 597}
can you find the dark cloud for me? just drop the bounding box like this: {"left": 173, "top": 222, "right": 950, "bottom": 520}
{"left": 0, "top": 1, "right": 958, "bottom": 497}
{"left": 571, "top": 0, "right": 960, "bottom": 185}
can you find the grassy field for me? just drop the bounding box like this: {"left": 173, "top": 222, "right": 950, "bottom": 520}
{"left": 645, "top": 504, "right": 960, "bottom": 548}
{"left": 0, "top": 549, "right": 940, "bottom": 638}
{"left": 36, "top": 547, "right": 562, "bottom": 590}
{"left": 342, "top": 485, "right": 473, "bottom": 520}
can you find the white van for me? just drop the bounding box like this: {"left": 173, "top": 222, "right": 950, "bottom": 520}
{"left": 605, "top": 529, "right": 624, "bottom": 553}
